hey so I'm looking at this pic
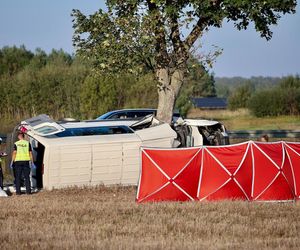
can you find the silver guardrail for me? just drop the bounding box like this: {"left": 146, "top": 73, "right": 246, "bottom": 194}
{"left": 228, "top": 130, "right": 300, "bottom": 139}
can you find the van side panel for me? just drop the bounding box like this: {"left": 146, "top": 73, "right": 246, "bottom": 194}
{"left": 91, "top": 143, "right": 123, "bottom": 185}
{"left": 58, "top": 145, "right": 91, "bottom": 187}
{"left": 40, "top": 125, "right": 176, "bottom": 189}
{"left": 47, "top": 147, "right": 61, "bottom": 189}
{"left": 42, "top": 148, "right": 51, "bottom": 189}
{"left": 121, "top": 142, "right": 140, "bottom": 185}
{"left": 45, "top": 145, "right": 92, "bottom": 189}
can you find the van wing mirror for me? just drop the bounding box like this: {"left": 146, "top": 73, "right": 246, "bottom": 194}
{"left": 20, "top": 114, "right": 65, "bottom": 136}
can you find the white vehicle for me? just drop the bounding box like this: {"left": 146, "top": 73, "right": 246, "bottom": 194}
{"left": 128, "top": 115, "right": 229, "bottom": 147}
{"left": 16, "top": 114, "right": 229, "bottom": 190}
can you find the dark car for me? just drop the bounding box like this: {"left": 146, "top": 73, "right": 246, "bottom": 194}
{"left": 96, "top": 109, "right": 180, "bottom": 121}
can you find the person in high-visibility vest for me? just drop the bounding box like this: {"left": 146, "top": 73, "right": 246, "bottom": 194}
{"left": 12, "top": 132, "right": 34, "bottom": 195}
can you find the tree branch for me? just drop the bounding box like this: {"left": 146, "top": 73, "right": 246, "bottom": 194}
{"left": 184, "top": 17, "right": 209, "bottom": 50}
{"left": 170, "top": 19, "right": 181, "bottom": 49}
{"left": 146, "top": 0, "right": 169, "bottom": 68}
{"left": 165, "top": 0, "right": 190, "bottom": 70}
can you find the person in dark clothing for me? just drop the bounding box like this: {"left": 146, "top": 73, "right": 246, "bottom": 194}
{"left": 260, "top": 134, "right": 269, "bottom": 142}
{"left": 0, "top": 163, "right": 3, "bottom": 189}
{"left": 0, "top": 153, "right": 6, "bottom": 190}
{"left": 34, "top": 142, "right": 44, "bottom": 189}
{"left": 12, "top": 132, "right": 34, "bottom": 195}
{"left": 0, "top": 138, "right": 7, "bottom": 190}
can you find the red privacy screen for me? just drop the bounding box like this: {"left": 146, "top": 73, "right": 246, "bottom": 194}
{"left": 136, "top": 142, "right": 300, "bottom": 203}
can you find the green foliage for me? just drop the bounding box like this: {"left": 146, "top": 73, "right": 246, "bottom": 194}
{"left": 248, "top": 76, "right": 300, "bottom": 117}
{"left": 228, "top": 83, "right": 254, "bottom": 110}
{"left": 72, "top": 8, "right": 155, "bottom": 75}
{"left": 216, "top": 84, "right": 230, "bottom": 98}
{"left": 187, "top": 59, "right": 217, "bottom": 97}
{"left": 72, "top": 1, "right": 296, "bottom": 123}
{"left": 0, "top": 45, "right": 33, "bottom": 76}
{"left": 0, "top": 46, "right": 88, "bottom": 122}
{"left": 80, "top": 74, "right": 117, "bottom": 119}
{"left": 193, "top": 73, "right": 217, "bottom": 97}
{"left": 248, "top": 89, "right": 285, "bottom": 117}
{"left": 123, "top": 74, "right": 158, "bottom": 108}
{"left": 215, "top": 76, "right": 282, "bottom": 97}
{"left": 175, "top": 59, "right": 217, "bottom": 116}
{"left": 80, "top": 73, "right": 158, "bottom": 118}
{"left": 1, "top": 44, "right": 299, "bottom": 133}
{"left": 0, "top": 45, "right": 159, "bottom": 123}
{"left": 72, "top": 0, "right": 296, "bottom": 75}
{"left": 175, "top": 89, "right": 192, "bottom": 117}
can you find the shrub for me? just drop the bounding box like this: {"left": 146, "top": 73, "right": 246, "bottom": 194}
{"left": 248, "top": 76, "right": 300, "bottom": 117}
{"left": 228, "top": 83, "right": 254, "bottom": 110}
{"left": 248, "top": 89, "right": 285, "bottom": 117}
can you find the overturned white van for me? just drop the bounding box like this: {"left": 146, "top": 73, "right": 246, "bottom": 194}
{"left": 19, "top": 115, "right": 177, "bottom": 190}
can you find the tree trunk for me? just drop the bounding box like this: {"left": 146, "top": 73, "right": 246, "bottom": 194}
{"left": 156, "top": 68, "right": 184, "bottom": 124}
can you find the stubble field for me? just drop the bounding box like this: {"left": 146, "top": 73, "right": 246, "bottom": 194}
{"left": 0, "top": 186, "right": 300, "bottom": 250}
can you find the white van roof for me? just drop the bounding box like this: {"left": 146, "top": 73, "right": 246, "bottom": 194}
{"left": 20, "top": 114, "right": 137, "bottom": 137}
{"left": 61, "top": 120, "right": 136, "bottom": 128}
{"left": 22, "top": 115, "right": 176, "bottom": 148}
{"left": 183, "top": 119, "right": 220, "bottom": 127}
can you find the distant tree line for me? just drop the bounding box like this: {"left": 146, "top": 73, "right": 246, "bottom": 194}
{"left": 0, "top": 46, "right": 87, "bottom": 121}
{"left": 1, "top": 45, "right": 298, "bottom": 130}
{"left": 0, "top": 46, "right": 216, "bottom": 125}
{"left": 228, "top": 76, "right": 300, "bottom": 117}
{"left": 215, "top": 76, "right": 282, "bottom": 98}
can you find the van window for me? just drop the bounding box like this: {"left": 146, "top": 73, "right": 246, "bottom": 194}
{"left": 35, "top": 125, "right": 61, "bottom": 135}
{"left": 46, "top": 126, "right": 133, "bottom": 138}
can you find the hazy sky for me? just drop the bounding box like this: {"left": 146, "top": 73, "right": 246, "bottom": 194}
{"left": 0, "top": 1, "right": 299, "bottom": 77}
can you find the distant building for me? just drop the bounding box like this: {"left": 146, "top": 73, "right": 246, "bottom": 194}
{"left": 191, "top": 97, "right": 227, "bottom": 110}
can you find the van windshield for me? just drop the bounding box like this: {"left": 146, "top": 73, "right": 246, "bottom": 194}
{"left": 46, "top": 126, "right": 134, "bottom": 138}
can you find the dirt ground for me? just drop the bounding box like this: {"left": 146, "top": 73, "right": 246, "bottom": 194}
{"left": 0, "top": 186, "right": 300, "bottom": 250}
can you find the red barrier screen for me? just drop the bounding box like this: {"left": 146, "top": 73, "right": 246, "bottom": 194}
{"left": 136, "top": 141, "right": 300, "bottom": 202}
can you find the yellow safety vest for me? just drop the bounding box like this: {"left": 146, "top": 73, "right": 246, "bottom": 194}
{"left": 15, "top": 140, "right": 30, "bottom": 161}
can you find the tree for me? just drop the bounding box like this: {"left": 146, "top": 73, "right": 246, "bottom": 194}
{"left": 228, "top": 82, "right": 254, "bottom": 110}
{"left": 123, "top": 73, "right": 158, "bottom": 108}
{"left": 80, "top": 74, "right": 118, "bottom": 119}
{"left": 72, "top": 0, "right": 296, "bottom": 123}
{"left": 187, "top": 58, "right": 217, "bottom": 97}
{"left": 278, "top": 76, "right": 300, "bottom": 115}
{"left": 0, "top": 46, "right": 90, "bottom": 121}
{"left": 248, "top": 88, "right": 286, "bottom": 117}
{"left": 0, "top": 45, "right": 33, "bottom": 76}
{"left": 248, "top": 76, "right": 300, "bottom": 117}
{"left": 175, "top": 59, "right": 217, "bottom": 116}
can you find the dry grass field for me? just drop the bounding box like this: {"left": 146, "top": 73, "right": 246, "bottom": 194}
{"left": 1, "top": 186, "right": 300, "bottom": 250}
